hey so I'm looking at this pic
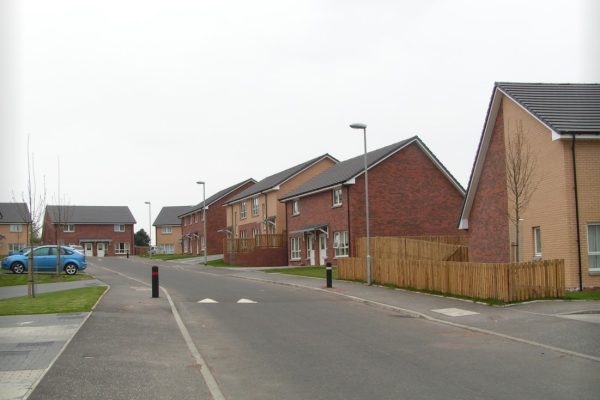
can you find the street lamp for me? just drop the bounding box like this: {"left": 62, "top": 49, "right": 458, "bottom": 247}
{"left": 196, "top": 181, "right": 208, "bottom": 266}
{"left": 144, "top": 201, "right": 152, "bottom": 259}
{"left": 350, "top": 122, "right": 372, "bottom": 286}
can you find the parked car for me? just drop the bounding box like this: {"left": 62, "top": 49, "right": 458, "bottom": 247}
{"left": 68, "top": 245, "right": 85, "bottom": 255}
{"left": 1, "top": 245, "right": 87, "bottom": 275}
{"left": 8, "top": 246, "right": 34, "bottom": 256}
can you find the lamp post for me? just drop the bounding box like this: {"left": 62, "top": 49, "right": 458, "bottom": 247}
{"left": 144, "top": 201, "right": 152, "bottom": 259}
{"left": 350, "top": 122, "right": 372, "bottom": 285}
{"left": 196, "top": 181, "right": 208, "bottom": 266}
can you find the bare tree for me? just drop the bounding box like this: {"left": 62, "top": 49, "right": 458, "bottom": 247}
{"left": 505, "top": 121, "right": 540, "bottom": 262}
{"left": 13, "top": 135, "right": 46, "bottom": 297}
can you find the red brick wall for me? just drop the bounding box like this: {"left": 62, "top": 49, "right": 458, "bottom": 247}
{"left": 182, "top": 180, "right": 256, "bottom": 255}
{"left": 468, "top": 106, "right": 511, "bottom": 262}
{"left": 43, "top": 221, "right": 134, "bottom": 257}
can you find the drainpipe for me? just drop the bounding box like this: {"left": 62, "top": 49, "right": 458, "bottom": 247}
{"left": 347, "top": 185, "right": 352, "bottom": 256}
{"left": 571, "top": 134, "right": 583, "bottom": 291}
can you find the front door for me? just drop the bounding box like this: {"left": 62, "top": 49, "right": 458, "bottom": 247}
{"left": 84, "top": 243, "right": 93, "bottom": 256}
{"left": 307, "top": 235, "right": 315, "bottom": 265}
{"left": 318, "top": 235, "right": 327, "bottom": 266}
{"left": 97, "top": 242, "right": 105, "bottom": 257}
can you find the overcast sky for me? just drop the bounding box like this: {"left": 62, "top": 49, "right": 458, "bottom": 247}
{"left": 1, "top": 0, "right": 599, "bottom": 242}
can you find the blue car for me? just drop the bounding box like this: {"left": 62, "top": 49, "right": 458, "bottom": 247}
{"left": 1, "top": 245, "right": 87, "bottom": 275}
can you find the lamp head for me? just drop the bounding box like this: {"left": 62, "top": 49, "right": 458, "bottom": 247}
{"left": 350, "top": 123, "right": 367, "bottom": 130}
{"left": 144, "top": 201, "right": 151, "bottom": 205}
{"left": 196, "top": 181, "right": 205, "bottom": 185}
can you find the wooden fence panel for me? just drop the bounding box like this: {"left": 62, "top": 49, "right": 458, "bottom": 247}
{"left": 338, "top": 257, "right": 565, "bottom": 302}
{"left": 355, "top": 237, "right": 469, "bottom": 262}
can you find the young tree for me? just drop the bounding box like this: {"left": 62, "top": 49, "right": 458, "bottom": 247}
{"left": 505, "top": 121, "right": 540, "bottom": 262}
{"left": 135, "top": 229, "right": 151, "bottom": 247}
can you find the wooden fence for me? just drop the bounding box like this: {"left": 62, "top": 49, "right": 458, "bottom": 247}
{"left": 224, "top": 233, "right": 286, "bottom": 253}
{"left": 338, "top": 257, "right": 565, "bottom": 302}
{"left": 355, "top": 236, "right": 469, "bottom": 262}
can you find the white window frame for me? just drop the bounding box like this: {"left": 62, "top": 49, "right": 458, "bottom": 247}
{"left": 114, "top": 224, "right": 126, "bottom": 232}
{"left": 115, "top": 242, "right": 130, "bottom": 255}
{"left": 252, "top": 228, "right": 260, "bottom": 238}
{"left": 8, "top": 243, "right": 26, "bottom": 253}
{"left": 333, "top": 187, "right": 342, "bottom": 207}
{"left": 333, "top": 231, "right": 349, "bottom": 257}
{"left": 292, "top": 199, "right": 300, "bottom": 216}
{"left": 63, "top": 224, "right": 75, "bottom": 233}
{"left": 9, "top": 224, "right": 22, "bottom": 233}
{"left": 194, "top": 213, "right": 198, "bottom": 223}
{"left": 290, "top": 237, "right": 301, "bottom": 260}
{"left": 252, "top": 197, "right": 260, "bottom": 216}
{"left": 533, "top": 226, "right": 542, "bottom": 257}
{"left": 588, "top": 224, "right": 600, "bottom": 272}
{"left": 161, "top": 226, "right": 172, "bottom": 234}
{"left": 240, "top": 202, "right": 247, "bottom": 219}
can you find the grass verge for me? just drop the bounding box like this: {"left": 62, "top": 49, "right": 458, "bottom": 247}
{"left": 0, "top": 286, "right": 108, "bottom": 316}
{"left": 562, "top": 290, "right": 600, "bottom": 301}
{"left": 0, "top": 272, "right": 94, "bottom": 287}
{"left": 264, "top": 266, "right": 339, "bottom": 280}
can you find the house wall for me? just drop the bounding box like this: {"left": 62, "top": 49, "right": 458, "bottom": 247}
{"left": 502, "top": 98, "right": 600, "bottom": 289}
{"left": 468, "top": 104, "right": 512, "bottom": 263}
{"left": 155, "top": 225, "right": 183, "bottom": 254}
{"left": 182, "top": 181, "right": 255, "bottom": 256}
{"left": 0, "top": 224, "right": 28, "bottom": 255}
{"left": 43, "top": 222, "right": 135, "bottom": 257}
{"left": 227, "top": 157, "right": 337, "bottom": 239}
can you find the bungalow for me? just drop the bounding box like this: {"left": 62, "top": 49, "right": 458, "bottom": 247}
{"left": 223, "top": 154, "right": 338, "bottom": 241}
{"left": 459, "top": 82, "right": 600, "bottom": 290}
{"left": 179, "top": 179, "right": 256, "bottom": 256}
{"left": 42, "top": 205, "right": 136, "bottom": 257}
{"left": 0, "top": 203, "right": 30, "bottom": 255}
{"left": 153, "top": 206, "right": 190, "bottom": 255}
{"left": 280, "top": 137, "right": 465, "bottom": 266}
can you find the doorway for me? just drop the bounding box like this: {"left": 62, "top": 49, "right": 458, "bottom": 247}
{"left": 306, "top": 235, "right": 315, "bottom": 265}
{"left": 97, "top": 242, "right": 106, "bottom": 257}
{"left": 318, "top": 235, "right": 327, "bottom": 266}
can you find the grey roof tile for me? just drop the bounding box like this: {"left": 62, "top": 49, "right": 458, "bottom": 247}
{"left": 0, "top": 203, "right": 30, "bottom": 223}
{"left": 45, "top": 205, "right": 136, "bottom": 224}
{"left": 153, "top": 206, "right": 192, "bottom": 226}
{"left": 497, "top": 82, "right": 600, "bottom": 134}
{"left": 179, "top": 178, "right": 257, "bottom": 216}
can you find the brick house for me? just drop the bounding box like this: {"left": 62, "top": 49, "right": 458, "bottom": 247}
{"left": 458, "top": 82, "right": 600, "bottom": 289}
{"left": 179, "top": 179, "right": 256, "bottom": 256}
{"left": 223, "top": 154, "right": 338, "bottom": 241}
{"left": 42, "top": 205, "right": 136, "bottom": 257}
{"left": 0, "top": 203, "right": 30, "bottom": 255}
{"left": 280, "top": 137, "right": 466, "bottom": 266}
{"left": 153, "top": 206, "right": 190, "bottom": 254}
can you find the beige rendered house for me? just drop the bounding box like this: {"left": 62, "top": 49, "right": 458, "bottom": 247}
{"left": 153, "top": 206, "right": 190, "bottom": 254}
{"left": 459, "top": 82, "right": 600, "bottom": 289}
{"left": 223, "top": 154, "right": 338, "bottom": 240}
{"left": 0, "top": 203, "right": 30, "bottom": 255}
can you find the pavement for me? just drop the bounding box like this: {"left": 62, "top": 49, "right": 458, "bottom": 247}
{"left": 0, "top": 259, "right": 599, "bottom": 399}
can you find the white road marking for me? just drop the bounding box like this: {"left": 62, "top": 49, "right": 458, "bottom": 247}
{"left": 198, "top": 298, "right": 219, "bottom": 303}
{"left": 431, "top": 308, "right": 479, "bottom": 317}
{"left": 237, "top": 298, "right": 257, "bottom": 304}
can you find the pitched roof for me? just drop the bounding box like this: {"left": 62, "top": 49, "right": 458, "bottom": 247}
{"left": 46, "top": 205, "right": 136, "bottom": 224}
{"left": 153, "top": 206, "right": 192, "bottom": 226}
{"left": 178, "top": 178, "right": 258, "bottom": 217}
{"left": 280, "top": 136, "right": 464, "bottom": 201}
{"left": 497, "top": 82, "right": 600, "bottom": 136}
{"left": 0, "top": 203, "right": 30, "bottom": 223}
{"left": 459, "top": 82, "right": 600, "bottom": 229}
{"left": 224, "top": 154, "right": 338, "bottom": 205}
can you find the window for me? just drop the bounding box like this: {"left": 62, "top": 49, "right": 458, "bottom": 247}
{"left": 239, "top": 230, "right": 247, "bottom": 239}
{"left": 115, "top": 242, "right": 130, "bottom": 255}
{"left": 588, "top": 224, "right": 600, "bottom": 272}
{"left": 291, "top": 237, "right": 301, "bottom": 260}
{"left": 9, "top": 224, "right": 22, "bottom": 233}
{"left": 157, "top": 244, "right": 175, "bottom": 254}
{"left": 8, "top": 243, "right": 26, "bottom": 253}
{"left": 252, "top": 197, "right": 260, "bottom": 216}
{"left": 533, "top": 227, "right": 542, "bottom": 257}
{"left": 194, "top": 213, "right": 198, "bottom": 223}
{"left": 333, "top": 187, "right": 343, "bottom": 207}
{"left": 114, "top": 224, "right": 126, "bottom": 232}
{"left": 292, "top": 199, "right": 300, "bottom": 216}
{"left": 63, "top": 224, "right": 75, "bottom": 233}
{"left": 161, "top": 226, "right": 172, "bottom": 234}
{"left": 333, "top": 231, "right": 349, "bottom": 257}
{"left": 240, "top": 202, "right": 247, "bottom": 219}
{"left": 187, "top": 216, "right": 191, "bottom": 225}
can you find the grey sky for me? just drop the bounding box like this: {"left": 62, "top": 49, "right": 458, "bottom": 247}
{"left": 1, "top": 0, "right": 599, "bottom": 241}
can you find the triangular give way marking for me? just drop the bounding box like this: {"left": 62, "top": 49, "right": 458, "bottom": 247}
{"left": 237, "top": 298, "right": 257, "bottom": 304}
{"left": 198, "top": 298, "right": 218, "bottom": 303}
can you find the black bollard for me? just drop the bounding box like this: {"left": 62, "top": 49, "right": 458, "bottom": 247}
{"left": 126, "top": 250, "right": 129, "bottom": 259}
{"left": 152, "top": 266, "right": 159, "bottom": 298}
{"left": 326, "top": 262, "right": 333, "bottom": 288}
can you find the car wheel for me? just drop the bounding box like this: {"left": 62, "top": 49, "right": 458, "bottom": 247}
{"left": 11, "top": 262, "right": 25, "bottom": 274}
{"left": 64, "top": 263, "right": 78, "bottom": 275}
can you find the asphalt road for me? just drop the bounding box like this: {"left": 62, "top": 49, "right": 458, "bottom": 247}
{"left": 32, "top": 257, "right": 600, "bottom": 400}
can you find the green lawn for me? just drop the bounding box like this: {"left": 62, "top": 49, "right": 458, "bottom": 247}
{"left": 0, "top": 286, "right": 108, "bottom": 316}
{"left": 562, "top": 290, "right": 600, "bottom": 301}
{"left": 0, "top": 272, "right": 94, "bottom": 287}
{"left": 204, "top": 259, "right": 231, "bottom": 267}
{"left": 264, "top": 266, "right": 338, "bottom": 279}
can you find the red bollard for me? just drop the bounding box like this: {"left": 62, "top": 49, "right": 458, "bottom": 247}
{"left": 152, "top": 266, "right": 159, "bottom": 298}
